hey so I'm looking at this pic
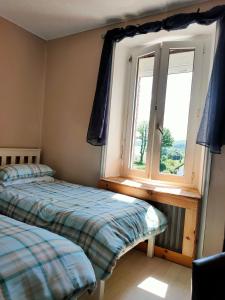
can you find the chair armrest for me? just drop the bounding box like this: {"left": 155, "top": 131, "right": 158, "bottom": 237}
{"left": 192, "top": 252, "right": 225, "bottom": 300}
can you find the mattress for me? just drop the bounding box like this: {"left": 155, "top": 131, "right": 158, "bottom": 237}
{"left": 0, "top": 180, "right": 167, "bottom": 280}
{"left": 0, "top": 214, "right": 96, "bottom": 300}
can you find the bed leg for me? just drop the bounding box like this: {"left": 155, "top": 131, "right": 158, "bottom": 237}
{"left": 147, "top": 236, "right": 155, "bottom": 258}
{"left": 80, "top": 280, "right": 105, "bottom": 300}
{"left": 92, "top": 280, "right": 104, "bottom": 300}
{"left": 97, "top": 280, "right": 105, "bottom": 300}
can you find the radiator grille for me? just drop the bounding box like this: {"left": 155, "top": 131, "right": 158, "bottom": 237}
{"left": 152, "top": 202, "right": 185, "bottom": 253}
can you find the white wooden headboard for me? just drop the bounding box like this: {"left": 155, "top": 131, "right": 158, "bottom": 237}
{"left": 0, "top": 148, "right": 41, "bottom": 166}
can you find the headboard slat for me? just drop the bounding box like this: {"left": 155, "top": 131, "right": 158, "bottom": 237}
{"left": 1, "top": 156, "right": 6, "bottom": 166}
{"left": 11, "top": 156, "right": 16, "bottom": 164}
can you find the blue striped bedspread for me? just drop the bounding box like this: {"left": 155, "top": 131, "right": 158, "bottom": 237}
{"left": 0, "top": 180, "right": 167, "bottom": 280}
{"left": 0, "top": 214, "right": 96, "bottom": 300}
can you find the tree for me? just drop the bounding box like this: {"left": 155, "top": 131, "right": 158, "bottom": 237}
{"left": 162, "top": 128, "right": 174, "bottom": 148}
{"left": 160, "top": 128, "right": 174, "bottom": 173}
{"left": 160, "top": 162, "right": 166, "bottom": 172}
{"left": 137, "top": 120, "right": 148, "bottom": 164}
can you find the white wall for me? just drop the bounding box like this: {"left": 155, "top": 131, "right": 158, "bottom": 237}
{"left": 103, "top": 43, "right": 130, "bottom": 178}
{"left": 202, "top": 149, "right": 225, "bottom": 256}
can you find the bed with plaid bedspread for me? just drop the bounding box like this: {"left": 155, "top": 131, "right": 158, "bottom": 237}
{"left": 0, "top": 214, "right": 96, "bottom": 300}
{"left": 0, "top": 180, "right": 167, "bottom": 280}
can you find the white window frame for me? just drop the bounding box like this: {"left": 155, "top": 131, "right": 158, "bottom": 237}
{"left": 123, "top": 44, "right": 160, "bottom": 179}
{"left": 122, "top": 38, "right": 210, "bottom": 186}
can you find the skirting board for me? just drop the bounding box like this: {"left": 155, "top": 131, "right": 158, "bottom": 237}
{"left": 136, "top": 242, "right": 193, "bottom": 268}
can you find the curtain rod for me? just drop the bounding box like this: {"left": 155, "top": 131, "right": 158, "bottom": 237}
{"left": 100, "top": 7, "right": 202, "bottom": 39}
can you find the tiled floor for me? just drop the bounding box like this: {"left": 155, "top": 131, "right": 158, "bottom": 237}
{"left": 104, "top": 250, "right": 192, "bottom": 300}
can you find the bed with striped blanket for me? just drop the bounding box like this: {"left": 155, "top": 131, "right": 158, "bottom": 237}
{"left": 0, "top": 180, "right": 167, "bottom": 280}
{"left": 0, "top": 214, "right": 96, "bottom": 300}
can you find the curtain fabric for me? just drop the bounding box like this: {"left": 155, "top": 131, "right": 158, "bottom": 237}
{"left": 87, "top": 5, "right": 225, "bottom": 151}
{"left": 197, "top": 16, "right": 225, "bottom": 153}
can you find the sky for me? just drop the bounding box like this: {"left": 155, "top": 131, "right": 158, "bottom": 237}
{"left": 163, "top": 72, "right": 192, "bottom": 141}
{"left": 137, "top": 72, "right": 192, "bottom": 142}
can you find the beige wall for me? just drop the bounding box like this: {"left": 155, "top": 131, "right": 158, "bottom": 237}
{"left": 42, "top": 29, "right": 103, "bottom": 186}
{"left": 0, "top": 17, "right": 46, "bottom": 148}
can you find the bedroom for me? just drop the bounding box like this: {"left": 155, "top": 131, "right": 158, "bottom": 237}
{"left": 0, "top": 0, "right": 225, "bottom": 299}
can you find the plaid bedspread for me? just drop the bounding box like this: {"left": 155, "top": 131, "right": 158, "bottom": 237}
{"left": 0, "top": 214, "right": 96, "bottom": 300}
{"left": 0, "top": 180, "right": 167, "bottom": 280}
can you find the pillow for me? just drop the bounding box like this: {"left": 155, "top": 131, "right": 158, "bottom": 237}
{"left": 0, "top": 164, "right": 55, "bottom": 182}
{"left": 0, "top": 175, "right": 54, "bottom": 187}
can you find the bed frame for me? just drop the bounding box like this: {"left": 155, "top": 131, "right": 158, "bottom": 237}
{"left": 0, "top": 148, "right": 155, "bottom": 300}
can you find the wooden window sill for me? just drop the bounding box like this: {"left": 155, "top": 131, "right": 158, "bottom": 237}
{"left": 99, "top": 176, "right": 201, "bottom": 209}
{"left": 99, "top": 176, "right": 200, "bottom": 198}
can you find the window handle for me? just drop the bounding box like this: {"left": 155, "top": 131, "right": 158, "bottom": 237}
{"left": 157, "top": 124, "right": 163, "bottom": 135}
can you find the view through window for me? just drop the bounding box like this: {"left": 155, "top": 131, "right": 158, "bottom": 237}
{"left": 131, "top": 55, "right": 155, "bottom": 171}
{"left": 159, "top": 49, "right": 195, "bottom": 176}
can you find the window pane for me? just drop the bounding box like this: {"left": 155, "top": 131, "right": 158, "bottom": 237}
{"left": 159, "top": 49, "right": 195, "bottom": 176}
{"left": 131, "top": 55, "right": 155, "bottom": 171}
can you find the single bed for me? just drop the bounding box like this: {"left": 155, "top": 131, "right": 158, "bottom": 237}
{"left": 0, "top": 214, "right": 96, "bottom": 300}
{"left": 0, "top": 148, "right": 167, "bottom": 299}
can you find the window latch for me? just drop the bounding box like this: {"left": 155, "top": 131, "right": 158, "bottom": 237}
{"left": 157, "top": 124, "right": 163, "bottom": 135}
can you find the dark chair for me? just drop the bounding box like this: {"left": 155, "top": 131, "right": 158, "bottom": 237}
{"left": 192, "top": 252, "right": 225, "bottom": 300}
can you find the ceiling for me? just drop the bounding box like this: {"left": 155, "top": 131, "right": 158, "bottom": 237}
{"left": 0, "top": 0, "right": 208, "bottom": 40}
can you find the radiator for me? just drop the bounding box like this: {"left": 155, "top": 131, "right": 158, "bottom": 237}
{"left": 152, "top": 202, "right": 185, "bottom": 253}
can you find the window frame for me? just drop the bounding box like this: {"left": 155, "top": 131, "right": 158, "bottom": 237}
{"left": 122, "top": 39, "right": 208, "bottom": 186}
{"left": 152, "top": 40, "right": 204, "bottom": 184}
{"left": 122, "top": 44, "right": 161, "bottom": 179}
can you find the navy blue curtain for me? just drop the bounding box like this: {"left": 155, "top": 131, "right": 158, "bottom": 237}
{"left": 87, "top": 5, "right": 225, "bottom": 150}
{"left": 197, "top": 16, "right": 225, "bottom": 153}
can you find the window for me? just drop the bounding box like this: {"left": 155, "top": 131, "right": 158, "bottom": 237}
{"left": 123, "top": 40, "right": 208, "bottom": 185}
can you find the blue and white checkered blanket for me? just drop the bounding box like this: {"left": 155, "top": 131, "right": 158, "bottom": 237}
{"left": 0, "top": 180, "right": 167, "bottom": 280}
{"left": 0, "top": 214, "right": 96, "bottom": 300}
